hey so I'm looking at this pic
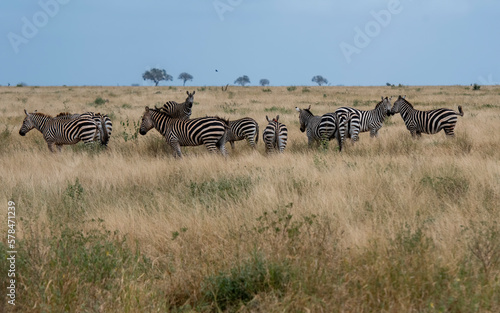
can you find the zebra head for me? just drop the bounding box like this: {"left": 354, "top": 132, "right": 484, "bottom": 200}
{"left": 383, "top": 96, "right": 394, "bottom": 116}
{"left": 19, "top": 109, "right": 36, "bottom": 136}
{"left": 186, "top": 90, "right": 195, "bottom": 108}
{"left": 139, "top": 106, "right": 154, "bottom": 135}
{"left": 390, "top": 95, "right": 406, "bottom": 115}
{"left": 295, "top": 105, "right": 312, "bottom": 133}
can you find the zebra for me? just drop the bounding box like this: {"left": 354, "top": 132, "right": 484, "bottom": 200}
{"left": 56, "top": 112, "right": 112, "bottom": 146}
{"left": 333, "top": 97, "right": 393, "bottom": 139}
{"left": 390, "top": 95, "right": 464, "bottom": 137}
{"left": 139, "top": 106, "right": 228, "bottom": 158}
{"left": 295, "top": 105, "right": 348, "bottom": 151}
{"left": 263, "top": 115, "right": 288, "bottom": 154}
{"left": 226, "top": 117, "right": 259, "bottom": 149}
{"left": 333, "top": 107, "right": 361, "bottom": 143}
{"left": 159, "top": 90, "right": 195, "bottom": 119}
{"left": 19, "top": 110, "right": 99, "bottom": 152}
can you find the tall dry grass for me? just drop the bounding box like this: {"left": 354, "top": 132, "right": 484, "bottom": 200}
{"left": 0, "top": 85, "right": 500, "bottom": 312}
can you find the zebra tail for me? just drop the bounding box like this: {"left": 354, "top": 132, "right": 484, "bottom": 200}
{"left": 255, "top": 123, "right": 259, "bottom": 144}
{"left": 99, "top": 117, "right": 109, "bottom": 146}
{"left": 458, "top": 106, "right": 464, "bottom": 117}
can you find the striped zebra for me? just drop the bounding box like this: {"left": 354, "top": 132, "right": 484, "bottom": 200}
{"left": 139, "top": 106, "right": 228, "bottom": 158}
{"left": 19, "top": 110, "right": 99, "bottom": 152}
{"left": 390, "top": 95, "right": 464, "bottom": 137}
{"left": 159, "top": 90, "right": 195, "bottom": 119}
{"left": 263, "top": 115, "right": 288, "bottom": 154}
{"left": 226, "top": 117, "right": 259, "bottom": 149}
{"left": 295, "top": 106, "right": 348, "bottom": 151}
{"left": 333, "top": 107, "right": 361, "bottom": 143}
{"left": 56, "top": 112, "right": 112, "bottom": 146}
{"left": 334, "top": 97, "right": 393, "bottom": 139}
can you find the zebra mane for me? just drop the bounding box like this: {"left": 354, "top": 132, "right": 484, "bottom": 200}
{"left": 212, "top": 116, "right": 230, "bottom": 126}
{"left": 56, "top": 112, "right": 73, "bottom": 117}
{"left": 32, "top": 112, "right": 53, "bottom": 118}
{"left": 398, "top": 96, "right": 413, "bottom": 108}
{"left": 303, "top": 108, "right": 314, "bottom": 116}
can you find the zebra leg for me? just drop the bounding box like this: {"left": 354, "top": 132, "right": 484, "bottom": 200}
{"left": 215, "top": 132, "right": 228, "bottom": 156}
{"left": 168, "top": 140, "right": 183, "bottom": 158}
{"left": 47, "top": 142, "right": 56, "bottom": 153}
{"left": 444, "top": 127, "right": 456, "bottom": 137}
{"left": 56, "top": 144, "right": 63, "bottom": 152}
{"left": 230, "top": 140, "right": 235, "bottom": 149}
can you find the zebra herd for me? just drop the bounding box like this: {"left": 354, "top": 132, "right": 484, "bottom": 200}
{"left": 19, "top": 91, "right": 464, "bottom": 156}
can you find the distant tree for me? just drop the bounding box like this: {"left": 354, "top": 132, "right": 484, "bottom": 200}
{"left": 142, "top": 68, "right": 172, "bottom": 86}
{"left": 234, "top": 75, "right": 251, "bottom": 86}
{"left": 178, "top": 72, "right": 193, "bottom": 86}
{"left": 312, "top": 75, "right": 328, "bottom": 86}
{"left": 259, "top": 79, "right": 270, "bottom": 87}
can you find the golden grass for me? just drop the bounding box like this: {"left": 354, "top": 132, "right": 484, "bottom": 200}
{"left": 1, "top": 85, "right": 500, "bottom": 312}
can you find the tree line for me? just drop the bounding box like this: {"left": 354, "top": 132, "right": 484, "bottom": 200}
{"left": 142, "top": 68, "right": 330, "bottom": 87}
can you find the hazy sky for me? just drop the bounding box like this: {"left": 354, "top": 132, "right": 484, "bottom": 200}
{"left": 1, "top": 0, "right": 499, "bottom": 86}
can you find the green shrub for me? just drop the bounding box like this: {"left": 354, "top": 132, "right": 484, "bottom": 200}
{"left": 202, "top": 252, "right": 289, "bottom": 311}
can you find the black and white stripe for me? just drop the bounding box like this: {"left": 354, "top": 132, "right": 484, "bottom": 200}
{"left": 56, "top": 112, "right": 112, "bottom": 146}
{"left": 295, "top": 105, "right": 348, "bottom": 151}
{"left": 334, "top": 97, "right": 393, "bottom": 139}
{"left": 159, "top": 90, "right": 195, "bottom": 119}
{"left": 19, "top": 110, "right": 98, "bottom": 152}
{"left": 226, "top": 117, "right": 259, "bottom": 149}
{"left": 390, "top": 95, "right": 464, "bottom": 137}
{"left": 333, "top": 107, "right": 361, "bottom": 143}
{"left": 263, "top": 115, "right": 288, "bottom": 154}
{"left": 139, "top": 106, "right": 228, "bottom": 157}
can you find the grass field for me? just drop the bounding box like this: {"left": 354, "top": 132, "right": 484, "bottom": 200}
{"left": 1, "top": 85, "right": 500, "bottom": 312}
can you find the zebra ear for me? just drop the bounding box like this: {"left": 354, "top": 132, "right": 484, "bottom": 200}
{"left": 192, "top": 90, "right": 195, "bottom": 95}
{"left": 307, "top": 105, "right": 311, "bottom": 110}
{"left": 186, "top": 91, "right": 189, "bottom": 96}
{"left": 266, "top": 115, "right": 270, "bottom": 122}
{"left": 381, "top": 96, "right": 384, "bottom": 101}
{"left": 24, "top": 109, "right": 28, "bottom": 116}
{"left": 276, "top": 115, "right": 280, "bottom": 121}
{"left": 295, "top": 107, "right": 300, "bottom": 112}
{"left": 402, "top": 95, "right": 406, "bottom": 99}
{"left": 145, "top": 106, "right": 149, "bottom": 112}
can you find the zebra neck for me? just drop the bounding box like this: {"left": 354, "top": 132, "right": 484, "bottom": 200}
{"left": 35, "top": 115, "right": 52, "bottom": 133}
{"left": 399, "top": 102, "right": 415, "bottom": 119}
{"left": 151, "top": 111, "right": 171, "bottom": 135}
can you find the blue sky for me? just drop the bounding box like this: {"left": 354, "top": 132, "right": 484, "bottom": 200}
{"left": 1, "top": 0, "right": 499, "bottom": 86}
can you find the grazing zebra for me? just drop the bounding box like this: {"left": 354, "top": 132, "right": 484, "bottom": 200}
{"left": 295, "top": 106, "right": 349, "bottom": 151}
{"left": 390, "top": 95, "right": 464, "bottom": 137}
{"left": 226, "top": 117, "right": 259, "bottom": 149}
{"left": 139, "top": 106, "right": 228, "bottom": 158}
{"left": 263, "top": 115, "right": 288, "bottom": 154}
{"left": 159, "top": 90, "right": 195, "bottom": 119}
{"left": 19, "top": 110, "right": 99, "bottom": 152}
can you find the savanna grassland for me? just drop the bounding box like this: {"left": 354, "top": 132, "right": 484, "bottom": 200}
{"left": 1, "top": 85, "right": 500, "bottom": 312}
